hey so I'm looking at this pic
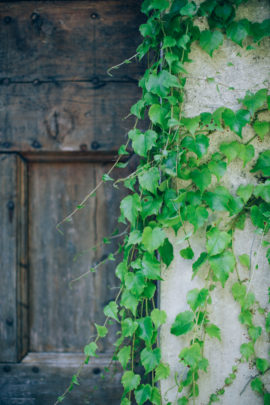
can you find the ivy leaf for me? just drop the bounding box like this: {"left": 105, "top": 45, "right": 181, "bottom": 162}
{"left": 180, "top": 246, "right": 194, "bottom": 260}
{"left": 115, "top": 261, "right": 128, "bottom": 283}
{"left": 127, "top": 230, "right": 142, "bottom": 246}
{"left": 134, "top": 384, "right": 152, "bottom": 405}
{"left": 121, "top": 371, "right": 141, "bottom": 393}
{"left": 250, "top": 205, "right": 265, "bottom": 229}
{"left": 253, "top": 121, "right": 270, "bottom": 140}
{"left": 181, "top": 116, "right": 200, "bottom": 135}
{"left": 162, "top": 36, "right": 177, "bottom": 48}
{"left": 141, "top": 347, "right": 161, "bottom": 374}
{"left": 117, "top": 346, "right": 131, "bottom": 369}
{"left": 151, "top": 308, "right": 167, "bottom": 329}
{"left": 206, "top": 227, "right": 231, "bottom": 256}
{"left": 138, "top": 167, "right": 160, "bottom": 195}
{"left": 180, "top": 1, "right": 196, "bottom": 16}
{"left": 121, "top": 398, "right": 131, "bottom": 405}
{"left": 191, "top": 167, "right": 212, "bottom": 193}
{"left": 248, "top": 326, "right": 262, "bottom": 342}
{"left": 208, "top": 160, "right": 227, "bottom": 181}
{"left": 185, "top": 205, "right": 209, "bottom": 230}
{"left": 231, "top": 282, "right": 246, "bottom": 304}
{"left": 177, "top": 398, "right": 189, "bottom": 405}
{"left": 251, "top": 377, "right": 264, "bottom": 394}
{"left": 179, "top": 343, "right": 203, "bottom": 369}
{"left": 155, "top": 362, "right": 170, "bottom": 382}
{"left": 266, "top": 313, "right": 270, "bottom": 333}
{"left": 141, "top": 195, "right": 162, "bottom": 220}
{"left": 222, "top": 108, "right": 250, "bottom": 137}
{"left": 130, "top": 99, "right": 145, "bottom": 119}
{"left": 238, "top": 144, "right": 255, "bottom": 167}
{"left": 143, "top": 0, "right": 170, "bottom": 11}
{"left": 120, "top": 290, "right": 138, "bottom": 316}
{"left": 204, "top": 187, "right": 231, "bottom": 211}
{"left": 252, "top": 150, "right": 270, "bottom": 177}
{"left": 170, "top": 311, "right": 194, "bottom": 336}
{"left": 102, "top": 173, "right": 114, "bottom": 182}
{"left": 192, "top": 252, "right": 208, "bottom": 277}
{"left": 128, "top": 129, "right": 157, "bottom": 158}
{"left": 240, "top": 342, "right": 254, "bottom": 361}
{"left": 95, "top": 324, "right": 108, "bottom": 338}
{"left": 121, "top": 318, "right": 138, "bottom": 337}
{"left": 226, "top": 20, "right": 250, "bottom": 46}
{"left": 148, "top": 104, "right": 167, "bottom": 127}
{"left": 254, "top": 183, "right": 270, "bottom": 203}
{"left": 137, "top": 317, "right": 153, "bottom": 344}
{"left": 146, "top": 70, "right": 181, "bottom": 97}
{"left": 120, "top": 194, "right": 141, "bottom": 227}
{"left": 142, "top": 252, "right": 161, "bottom": 280}
{"left": 239, "top": 254, "right": 250, "bottom": 268}
{"left": 205, "top": 324, "right": 221, "bottom": 341}
{"left": 199, "top": 30, "right": 224, "bottom": 57}
{"left": 182, "top": 134, "right": 209, "bottom": 158}
{"left": 209, "top": 251, "right": 235, "bottom": 287}
{"left": 242, "top": 88, "right": 268, "bottom": 116}
{"left": 104, "top": 301, "right": 119, "bottom": 322}
{"left": 124, "top": 271, "right": 146, "bottom": 296}
{"left": 236, "top": 184, "right": 254, "bottom": 203}
{"left": 84, "top": 342, "right": 98, "bottom": 357}
{"left": 187, "top": 288, "right": 209, "bottom": 311}
{"left": 158, "top": 237, "right": 174, "bottom": 267}
{"left": 220, "top": 141, "right": 240, "bottom": 163}
{"left": 256, "top": 358, "right": 270, "bottom": 374}
{"left": 142, "top": 226, "right": 166, "bottom": 253}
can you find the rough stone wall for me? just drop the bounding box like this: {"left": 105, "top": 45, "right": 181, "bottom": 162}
{"left": 160, "top": 1, "right": 270, "bottom": 404}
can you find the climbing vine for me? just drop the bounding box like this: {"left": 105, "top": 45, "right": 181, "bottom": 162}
{"left": 56, "top": 1, "right": 270, "bottom": 404}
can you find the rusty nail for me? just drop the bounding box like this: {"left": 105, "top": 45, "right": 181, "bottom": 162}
{"left": 90, "top": 12, "right": 99, "bottom": 19}
{"left": 80, "top": 144, "right": 88, "bottom": 151}
{"left": 4, "top": 16, "right": 12, "bottom": 24}
{"left": 33, "top": 79, "right": 40, "bottom": 86}
{"left": 91, "top": 141, "right": 100, "bottom": 150}
{"left": 6, "top": 317, "right": 13, "bottom": 327}
{"left": 92, "top": 76, "right": 100, "bottom": 85}
{"left": 31, "top": 12, "right": 39, "bottom": 22}
{"left": 31, "top": 140, "right": 42, "bottom": 149}
{"left": 93, "top": 367, "right": 101, "bottom": 375}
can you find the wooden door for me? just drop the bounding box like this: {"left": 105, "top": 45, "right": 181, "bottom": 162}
{"left": 0, "top": 2, "right": 144, "bottom": 403}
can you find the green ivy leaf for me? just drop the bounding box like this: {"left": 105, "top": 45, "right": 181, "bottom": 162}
{"left": 151, "top": 308, "right": 167, "bottom": 329}
{"left": 139, "top": 167, "right": 160, "bottom": 195}
{"left": 192, "top": 252, "right": 208, "bottom": 277}
{"left": 206, "top": 227, "right": 231, "bottom": 256}
{"left": 120, "top": 290, "right": 138, "bottom": 316}
{"left": 191, "top": 167, "right": 212, "bottom": 193}
{"left": 252, "top": 150, "right": 270, "bottom": 177}
{"left": 158, "top": 237, "right": 174, "bottom": 267}
{"left": 242, "top": 88, "right": 268, "bottom": 116}
{"left": 182, "top": 134, "right": 209, "bottom": 158}
{"left": 146, "top": 70, "right": 181, "bottom": 97}
{"left": 222, "top": 108, "right": 250, "bottom": 137}
{"left": 251, "top": 377, "right": 264, "bottom": 394}
{"left": 208, "top": 160, "right": 227, "bottom": 181}
{"left": 137, "top": 317, "right": 153, "bottom": 344}
{"left": 95, "top": 324, "right": 108, "bottom": 338}
{"left": 231, "top": 282, "right": 246, "bottom": 304}
{"left": 141, "top": 195, "right": 162, "bottom": 220}
{"left": 266, "top": 313, "right": 270, "bottom": 333}
{"left": 135, "top": 384, "right": 152, "bottom": 405}
{"left": 171, "top": 311, "right": 194, "bottom": 336}
{"left": 142, "top": 252, "right": 162, "bottom": 280}
{"left": 187, "top": 288, "right": 209, "bottom": 311}
{"left": 238, "top": 144, "right": 255, "bottom": 167}
{"left": 209, "top": 251, "right": 235, "bottom": 287}
{"left": 240, "top": 342, "right": 254, "bottom": 361}
{"left": 254, "top": 183, "right": 270, "bottom": 203}
{"left": 121, "top": 398, "right": 131, "bottom": 405}
{"left": 248, "top": 326, "right": 262, "bottom": 342}
{"left": 185, "top": 205, "right": 209, "bottom": 231}
{"left": 250, "top": 205, "right": 265, "bottom": 229}
{"left": 127, "top": 230, "right": 142, "bottom": 246}
{"left": 84, "top": 342, "right": 98, "bottom": 357}
{"left": 179, "top": 342, "right": 203, "bottom": 369}
{"left": 141, "top": 347, "right": 161, "bottom": 374}
{"left": 128, "top": 129, "right": 157, "bottom": 158}
{"left": 162, "top": 36, "right": 177, "bottom": 48}
{"left": 177, "top": 398, "right": 189, "bottom": 405}
{"left": 256, "top": 358, "right": 270, "bottom": 374}
{"left": 130, "top": 99, "right": 145, "bottom": 119}
{"left": 121, "top": 370, "right": 141, "bottom": 393}
{"left": 120, "top": 194, "right": 141, "bottom": 228}
{"left": 180, "top": 246, "right": 194, "bottom": 260}
{"left": 205, "top": 324, "right": 221, "bottom": 341}
{"left": 142, "top": 226, "right": 166, "bottom": 253}
{"left": 124, "top": 271, "right": 146, "bottom": 296}
{"left": 117, "top": 346, "right": 131, "bottom": 369}
{"left": 148, "top": 104, "right": 168, "bottom": 127}
{"left": 253, "top": 121, "right": 270, "bottom": 140}
{"left": 154, "top": 362, "right": 170, "bottom": 382}
{"left": 121, "top": 318, "right": 138, "bottom": 337}
{"left": 236, "top": 184, "right": 254, "bottom": 203}
{"left": 180, "top": 2, "right": 196, "bottom": 16}
{"left": 104, "top": 301, "right": 119, "bottom": 322}
{"left": 220, "top": 141, "right": 240, "bottom": 163}
{"left": 181, "top": 116, "right": 200, "bottom": 135}
{"left": 199, "top": 30, "right": 224, "bottom": 57}
{"left": 239, "top": 254, "right": 250, "bottom": 268}
{"left": 226, "top": 20, "right": 250, "bottom": 46}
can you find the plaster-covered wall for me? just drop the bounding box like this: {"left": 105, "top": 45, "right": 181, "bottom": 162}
{"left": 160, "top": 1, "right": 270, "bottom": 404}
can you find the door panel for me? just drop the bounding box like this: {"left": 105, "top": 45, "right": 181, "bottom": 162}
{"left": 28, "top": 161, "right": 122, "bottom": 352}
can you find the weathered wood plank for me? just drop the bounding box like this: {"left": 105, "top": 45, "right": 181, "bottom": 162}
{"left": 0, "top": 153, "right": 27, "bottom": 362}
{"left": 0, "top": 353, "right": 124, "bottom": 405}
{"left": 0, "top": 1, "right": 145, "bottom": 82}
{"left": 28, "top": 161, "right": 128, "bottom": 352}
{"left": 0, "top": 81, "right": 144, "bottom": 152}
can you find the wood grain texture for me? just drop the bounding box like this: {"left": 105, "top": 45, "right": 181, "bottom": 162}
{"left": 0, "top": 1, "right": 145, "bottom": 81}
{"left": 28, "top": 161, "right": 127, "bottom": 352}
{"left": 0, "top": 153, "right": 27, "bottom": 362}
{"left": 0, "top": 353, "right": 123, "bottom": 405}
{"left": 0, "top": 81, "right": 144, "bottom": 152}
